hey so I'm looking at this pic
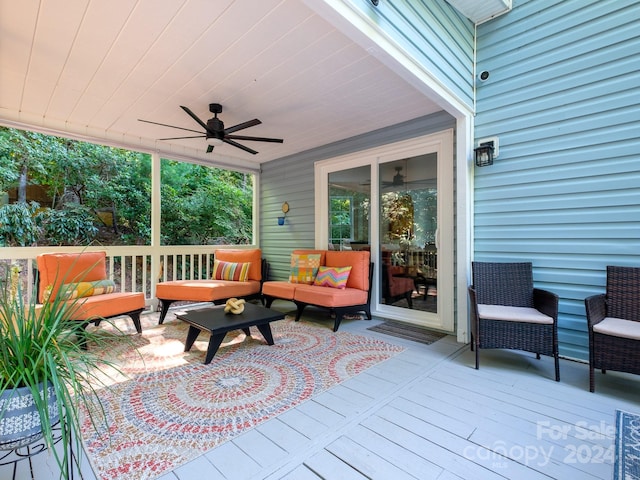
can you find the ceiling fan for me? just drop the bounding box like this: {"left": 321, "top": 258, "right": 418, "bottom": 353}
{"left": 385, "top": 166, "right": 406, "bottom": 187}
{"left": 139, "top": 103, "right": 283, "bottom": 155}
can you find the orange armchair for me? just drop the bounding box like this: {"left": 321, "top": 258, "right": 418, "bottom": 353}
{"left": 37, "top": 252, "right": 145, "bottom": 344}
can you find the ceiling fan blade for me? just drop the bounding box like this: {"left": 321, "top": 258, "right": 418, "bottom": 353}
{"left": 206, "top": 145, "right": 214, "bottom": 153}
{"left": 158, "top": 135, "right": 206, "bottom": 140}
{"left": 180, "top": 106, "right": 215, "bottom": 135}
{"left": 138, "top": 118, "right": 203, "bottom": 135}
{"left": 226, "top": 134, "right": 283, "bottom": 143}
{"left": 225, "top": 119, "right": 261, "bottom": 134}
{"left": 223, "top": 138, "right": 258, "bottom": 155}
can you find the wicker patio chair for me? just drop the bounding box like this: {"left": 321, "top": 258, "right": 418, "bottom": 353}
{"left": 468, "top": 262, "right": 560, "bottom": 381}
{"left": 584, "top": 265, "right": 640, "bottom": 392}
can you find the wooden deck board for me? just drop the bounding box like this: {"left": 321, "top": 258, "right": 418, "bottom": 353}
{"left": 24, "top": 314, "right": 639, "bottom": 480}
{"left": 303, "top": 449, "right": 369, "bottom": 479}
{"left": 325, "top": 435, "right": 422, "bottom": 480}
{"left": 344, "top": 424, "right": 443, "bottom": 479}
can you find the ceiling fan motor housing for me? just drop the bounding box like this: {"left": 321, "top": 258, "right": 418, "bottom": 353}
{"left": 207, "top": 117, "right": 224, "bottom": 139}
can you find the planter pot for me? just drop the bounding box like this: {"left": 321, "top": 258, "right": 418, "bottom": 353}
{"left": 0, "top": 383, "right": 59, "bottom": 450}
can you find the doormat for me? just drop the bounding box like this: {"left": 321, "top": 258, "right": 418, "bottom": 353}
{"left": 367, "top": 320, "right": 447, "bottom": 345}
{"left": 614, "top": 409, "right": 640, "bottom": 480}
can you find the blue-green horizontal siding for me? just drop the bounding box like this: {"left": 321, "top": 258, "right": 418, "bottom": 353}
{"left": 351, "top": 0, "right": 474, "bottom": 110}
{"left": 474, "top": 0, "right": 640, "bottom": 361}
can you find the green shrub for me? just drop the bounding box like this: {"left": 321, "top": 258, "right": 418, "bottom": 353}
{"left": 0, "top": 202, "right": 41, "bottom": 246}
{"left": 37, "top": 205, "right": 98, "bottom": 246}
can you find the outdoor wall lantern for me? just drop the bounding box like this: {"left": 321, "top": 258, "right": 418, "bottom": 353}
{"left": 474, "top": 137, "right": 499, "bottom": 167}
{"left": 278, "top": 202, "right": 289, "bottom": 225}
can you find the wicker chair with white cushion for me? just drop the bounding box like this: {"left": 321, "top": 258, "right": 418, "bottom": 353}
{"left": 468, "top": 261, "right": 560, "bottom": 381}
{"left": 584, "top": 265, "right": 640, "bottom": 392}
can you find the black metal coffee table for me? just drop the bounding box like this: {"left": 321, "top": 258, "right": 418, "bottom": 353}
{"left": 176, "top": 303, "right": 284, "bottom": 364}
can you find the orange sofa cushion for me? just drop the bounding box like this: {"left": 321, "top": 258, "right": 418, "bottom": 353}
{"left": 262, "top": 281, "right": 297, "bottom": 300}
{"left": 293, "top": 284, "right": 368, "bottom": 308}
{"left": 37, "top": 251, "right": 108, "bottom": 303}
{"left": 325, "top": 250, "right": 370, "bottom": 291}
{"left": 215, "top": 249, "right": 262, "bottom": 281}
{"left": 155, "top": 279, "right": 261, "bottom": 302}
{"left": 66, "top": 292, "right": 145, "bottom": 321}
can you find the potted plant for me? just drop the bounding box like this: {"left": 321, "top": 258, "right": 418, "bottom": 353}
{"left": 0, "top": 262, "right": 122, "bottom": 479}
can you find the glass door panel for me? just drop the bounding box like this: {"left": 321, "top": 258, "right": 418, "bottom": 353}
{"left": 328, "top": 166, "right": 370, "bottom": 251}
{"left": 379, "top": 154, "right": 437, "bottom": 314}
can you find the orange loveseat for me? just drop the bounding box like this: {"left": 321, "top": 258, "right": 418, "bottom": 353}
{"left": 37, "top": 251, "right": 146, "bottom": 340}
{"left": 262, "top": 250, "right": 372, "bottom": 332}
{"left": 155, "top": 249, "right": 267, "bottom": 324}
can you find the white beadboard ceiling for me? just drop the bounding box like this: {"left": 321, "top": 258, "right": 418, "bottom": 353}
{"left": 0, "top": 0, "right": 446, "bottom": 170}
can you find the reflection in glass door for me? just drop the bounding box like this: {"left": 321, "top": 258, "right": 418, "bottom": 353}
{"left": 379, "top": 154, "right": 438, "bottom": 315}
{"left": 328, "top": 166, "right": 371, "bottom": 251}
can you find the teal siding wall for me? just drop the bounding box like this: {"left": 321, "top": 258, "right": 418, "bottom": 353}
{"left": 261, "top": 111, "right": 455, "bottom": 281}
{"left": 351, "top": 0, "right": 474, "bottom": 110}
{"left": 474, "top": 0, "right": 640, "bottom": 360}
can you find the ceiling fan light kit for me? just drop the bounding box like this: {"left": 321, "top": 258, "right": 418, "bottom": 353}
{"left": 139, "top": 103, "right": 283, "bottom": 155}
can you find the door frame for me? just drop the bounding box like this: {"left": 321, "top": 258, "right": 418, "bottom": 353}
{"left": 315, "top": 129, "right": 455, "bottom": 333}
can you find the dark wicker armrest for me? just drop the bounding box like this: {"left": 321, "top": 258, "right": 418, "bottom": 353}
{"left": 584, "top": 293, "right": 606, "bottom": 328}
{"left": 468, "top": 286, "right": 478, "bottom": 337}
{"left": 533, "top": 288, "right": 558, "bottom": 321}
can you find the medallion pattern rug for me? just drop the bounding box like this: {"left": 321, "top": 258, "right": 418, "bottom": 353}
{"left": 81, "top": 314, "right": 404, "bottom": 480}
{"left": 615, "top": 410, "right": 640, "bottom": 480}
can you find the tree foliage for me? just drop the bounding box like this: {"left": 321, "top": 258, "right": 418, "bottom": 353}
{"left": 0, "top": 127, "right": 253, "bottom": 247}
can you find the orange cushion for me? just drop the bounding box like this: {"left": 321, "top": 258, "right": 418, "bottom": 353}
{"left": 37, "top": 252, "right": 108, "bottom": 303}
{"left": 262, "top": 281, "right": 298, "bottom": 300}
{"left": 215, "top": 249, "right": 262, "bottom": 281}
{"left": 293, "top": 285, "right": 368, "bottom": 308}
{"left": 155, "top": 279, "right": 260, "bottom": 302}
{"left": 325, "top": 250, "right": 370, "bottom": 291}
{"left": 66, "top": 292, "right": 144, "bottom": 321}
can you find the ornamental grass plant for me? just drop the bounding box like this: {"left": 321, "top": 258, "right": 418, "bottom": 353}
{"left": 0, "top": 262, "right": 130, "bottom": 479}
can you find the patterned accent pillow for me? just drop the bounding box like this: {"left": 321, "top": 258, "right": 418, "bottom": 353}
{"left": 289, "top": 253, "right": 322, "bottom": 284}
{"left": 313, "top": 266, "right": 352, "bottom": 289}
{"left": 59, "top": 279, "right": 116, "bottom": 300}
{"left": 212, "top": 259, "right": 251, "bottom": 282}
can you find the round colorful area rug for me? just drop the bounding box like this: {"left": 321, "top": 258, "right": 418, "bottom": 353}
{"left": 81, "top": 317, "right": 403, "bottom": 480}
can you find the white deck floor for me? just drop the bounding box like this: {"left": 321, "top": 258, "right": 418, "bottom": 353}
{"left": 7, "top": 304, "right": 640, "bottom": 480}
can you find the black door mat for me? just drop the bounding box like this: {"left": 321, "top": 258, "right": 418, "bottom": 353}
{"left": 367, "top": 320, "right": 447, "bottom": 345}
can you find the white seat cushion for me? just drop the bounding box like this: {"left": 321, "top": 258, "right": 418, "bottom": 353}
{"left": 477, "top": 304, "right": 554, "bottom": 324}
{"left": 593, "top": 317, "right": 640, "bottom": 341}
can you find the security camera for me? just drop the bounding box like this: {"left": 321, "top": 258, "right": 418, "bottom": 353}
{"left": 478, "top": 71, "right": 490, "bottom": 82}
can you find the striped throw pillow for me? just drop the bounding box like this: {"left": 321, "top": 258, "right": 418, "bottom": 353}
{"left": 59, "top": 279, "right": 116, "bottom": 300}
{"left": 212, "top": 260, "right": 251, "bottom": 282}
{"left": 313, "top": 266, "right": 352, "bottom": 289}
{"left": 289, "top": 253, "right": 322, "bottom": 284}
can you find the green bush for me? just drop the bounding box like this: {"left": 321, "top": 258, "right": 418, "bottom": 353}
{"left": 0, "top": 202, "right": 41, "bottom": 246}
{"left": 37, "top": 205, "right": 98, "bottom": 246}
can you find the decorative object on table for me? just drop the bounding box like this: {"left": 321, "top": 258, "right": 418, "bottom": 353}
{"left": 223, "top": 297, "right": 245, "bottom": 314}
{"left": 0, "top": 261, "right": 128, "bottom": 479}
{"left": 80, "top": 314, "right": 404, "bottom": 480}
{"left": 614, "top": 409, "right": 640, "bottom": 480}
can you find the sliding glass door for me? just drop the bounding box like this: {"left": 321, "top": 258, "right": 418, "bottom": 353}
{"left": 316, "top": 131, "right": 453, "bottom": 331}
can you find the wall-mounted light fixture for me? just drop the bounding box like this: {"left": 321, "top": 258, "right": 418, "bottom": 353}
{"left": 277, "top": 202, "right": 289, "bottom": 225}
{"left": 474, "top": 136, "right": 499, "bottom": 167}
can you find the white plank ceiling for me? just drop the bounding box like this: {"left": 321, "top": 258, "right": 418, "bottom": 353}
{"left": 0, "top": 0, "right": 444, "bottom": 169}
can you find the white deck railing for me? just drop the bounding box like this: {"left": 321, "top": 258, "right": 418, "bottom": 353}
{"left": 0, "top": 245, "right": 253, "bottom": 311}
